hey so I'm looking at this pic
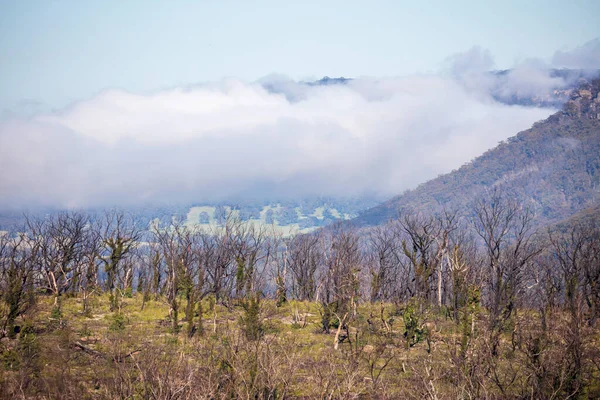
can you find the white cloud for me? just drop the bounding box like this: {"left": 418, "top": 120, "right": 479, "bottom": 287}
{"left": 445, "top": 46, "right": 595, "bottom": 105}
{"left": 445, "top": 46, "right": 495, "bottom": 76}
{"left": 493, "top": 60, "right": 568, "bottom": 100}
{"left": 553, "top": 38, "right": 600, "bottom": 70}
{"left": 0, "top": 74, "right": 553, "bottom": 209}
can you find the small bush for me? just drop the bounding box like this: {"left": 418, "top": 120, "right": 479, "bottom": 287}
{"left": 240, "top": 292, "right": 263, "bottom": 341}
{"left": 109, "top": 313, "right": 126, "bottom": 332}
{"left": 402, "top": 300, "right": 427, "bottom": 349}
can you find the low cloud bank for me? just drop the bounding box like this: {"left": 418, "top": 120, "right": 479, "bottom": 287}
{"left": 6, "top": 39, "right": 600, "bottom": 209}
{"left": 553, "top": 38, "right": 600, "bottom": 70}
{"left": 446, "top": 41, "right": 599, "bottom": 105}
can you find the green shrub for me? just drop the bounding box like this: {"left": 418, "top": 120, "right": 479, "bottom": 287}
{"left": 1, "top": 348, "right": 20, "bottom": 371}
{"left": 240, "top": 292, "right": 263, "bottom": 341}
{"left": 18, "top": 322, "right": 40, "bottom": 378}
{"left": 109, "top": 313, "right": 126, "bottom": 332}
{"left": 402, "top": 300, "right": 427, "bottom": 349}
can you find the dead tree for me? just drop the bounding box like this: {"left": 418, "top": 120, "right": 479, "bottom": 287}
{"left": 265, "top": 229, "right": 287, "bottom": 307}
{"left": 80, "top": 218, "right": 102, "bottom": 315}
{"left": 549, "top": 219, "right": 600, "bottom": 396}
{"left": 0, "top": 232, "right": 37, "bottom": 338}
{"left": 153, "top": 219, "right": 197, "bottom": 335}
{"left": 230, "top": 221, "right": 266, "bottom": 300}
{"left": 28, "top": 212, "right": 88, "bottom": 313}
{"left": 473, "top": 188, "right": 540, "bottom": 354}
{"left": 399, "top": 212, "right": 440, "bottom": 304}
{"left": 203, "top": 217, "right": 236, "bottom": 302}
{"left": 287, "top": 232, "right": 323, "bottom": 301}
{"left": 367, "top": 224, "right": 400, "bottom": 303}
{"left": 320, "top": 224, "right": 362, "bottom": 333}
{"left": 100, "top": 210, "right": 141, "bottom": 311}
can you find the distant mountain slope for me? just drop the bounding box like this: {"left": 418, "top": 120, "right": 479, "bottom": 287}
{"left": 265, "top": 69, "right": 599, "bottom": 109}
{"left": 548, "top": 202, "right": 600, "bottom": 234}
{"left": 490, "top": 68, "right": 600, "bottom": 108}
{"left": 0, "top": 197, "right": 378, "bottom": 235}
{"left": 182, "top": 197, "right": 376, "bottom": 236}
{"left": 352, "top": 79, "right": 600, "bottom": 227}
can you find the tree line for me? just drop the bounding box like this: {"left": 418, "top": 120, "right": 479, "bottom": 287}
{"left": 1, "top": 188, "right": 599, "bottom": 398}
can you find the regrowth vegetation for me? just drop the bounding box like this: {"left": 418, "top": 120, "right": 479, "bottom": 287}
{"left": 1, "top": 192, "right": 599, "bottom": 399}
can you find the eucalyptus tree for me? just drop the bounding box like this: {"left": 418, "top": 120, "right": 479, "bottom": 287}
{"left": 398, "top": 212, "right": 440, "bottom": 303}
{"left": 549, "top": 219, "right": 600, "bottom": 396}
{"left": 230, "top": 220, "right": 267, "bottom": 299}
{"left": 320, "top": 223, "right": 362, "bottom": 333}
{"left": 287, "top": 232, "right": 323, "bottom": 301}
{"left": 153, "top": 219, "right": 197, "bottom": 335}
{"left": 79, "top": 217, "right": 103, "bottom": 315}
{"left": 367, "top": 224, "right": 400, "bottom": 303}
{"left": 203, "top": 218, "right": 236, "bottom": 302}
{"left": 27, "top": 212, "right": 89, "bottom": 314}
{"left": 472, "top": 189, "right": 540, "bottom": 339}
{"left": 100, "top": 210, "right": 141, "bottom": 311}
{"left": 0, "top": 231, "right": 37, "bottom": 338}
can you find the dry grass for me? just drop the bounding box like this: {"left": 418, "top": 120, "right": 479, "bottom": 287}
{"left": 1, "top": 294, "right": 599, "bottom": 399}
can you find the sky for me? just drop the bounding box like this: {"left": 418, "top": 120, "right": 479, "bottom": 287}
{"left": 0, "top": 1, "right": 599, "bottom": 209}
{"left": 1, "top": 0, "right": 599, "bottom": 113}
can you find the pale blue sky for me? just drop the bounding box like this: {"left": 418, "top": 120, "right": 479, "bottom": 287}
{"left": 1, "top": 0, "right": 599, "bottom": 114}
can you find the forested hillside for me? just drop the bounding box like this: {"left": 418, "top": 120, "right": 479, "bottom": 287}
{"left": 353, "top": 79, "right": 600, "bottom": 228}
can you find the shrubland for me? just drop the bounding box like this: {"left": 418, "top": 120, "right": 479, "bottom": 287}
{"left": 1, "top": 189, "right": 599, "bottom": 399}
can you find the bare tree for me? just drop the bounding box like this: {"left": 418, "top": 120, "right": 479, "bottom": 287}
{"left": 321, "top": 224, "right": 362, "bottom": 335}
{"left": 432, "top": 209, "right": 459, "bottom": 307}
{"left": 287, "top": 232, "right": 323, "bottom": 301}
{"left": 549, "top": 219, "right": 600, "bottom": 396}
{"left": 28, "top": 212, "right": 89, "bottom": 313}
{"left": 473, "top": 189, "right": 540, "bottom": 336}
{"left": 203, "top": 216, "right": 236, "bottom": 302}
{"left": 367, "top": 224, "right": 400, "bottom": 302}
{"left": 399, "top": 212, "right": 440, "bottom": 303}
{"left": 153, "top": 219, "right": 196, "bottom": 335}
{"left": 264, "top": 229, "right": 287, "bottom": 307}
{"left": 0, "top": 232, "right": 36, "bottom": 338}
{"left": 230, "top": 221, "right": 267, "bottom": 299}
{"left": 100, "top": 210, "right": 141, "bottom": 311}
{"left": 472, "top": 188, "right": 542, "bottom": 396}
{"left": 76, "top": 217, "right": 103, "bottom": 315}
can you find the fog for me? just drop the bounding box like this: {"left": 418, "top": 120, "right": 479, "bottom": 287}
{"left": 3, "top": 44, "right": 593, "bottom": 209}
{"left": 553, "top": 38, "right": 600, "bottom": 70}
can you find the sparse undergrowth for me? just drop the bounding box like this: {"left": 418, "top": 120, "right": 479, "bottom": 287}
{"left": 1, "top": 293, "right": 599, "bottom": 399}
{"left": 1, "top": 202, "right": 599, "bottom": 399}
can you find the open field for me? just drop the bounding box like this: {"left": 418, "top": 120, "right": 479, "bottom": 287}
{"left": 183, "top": 204, "right": 355, "bottom": 237}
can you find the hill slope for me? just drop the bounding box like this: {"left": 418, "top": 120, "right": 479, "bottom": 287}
{"left": 353, "top": 79, "right": 600, "bottom": 227}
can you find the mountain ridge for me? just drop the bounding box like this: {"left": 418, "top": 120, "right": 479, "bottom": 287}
{"left": 351, "top": 78, "right": 600, "bottom": 228}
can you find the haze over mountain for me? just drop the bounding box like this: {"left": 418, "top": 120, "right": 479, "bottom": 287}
{"left": 0, "top": 70, "right": 552, "bottom": 210}
{"left": 1, "top": 21, "right": 600, "bottom": 233}
{"left": 3, "top": 40, "right": 599, "bottom": 211}
{"left": 352, "top": 78, "right": 600, "bottom": 228}
{"left": 264, "top": 68, "right": 600, "bottom": 110}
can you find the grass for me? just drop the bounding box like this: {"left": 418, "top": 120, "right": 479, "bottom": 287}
{"left": 2, "top": 293, "right": 599, "bottom": 398}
